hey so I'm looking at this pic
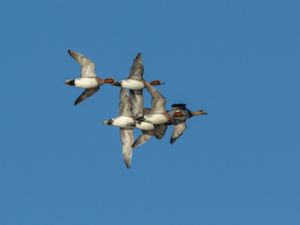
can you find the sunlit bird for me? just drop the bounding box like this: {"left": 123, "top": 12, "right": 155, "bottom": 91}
{"left": 169, "top": 104, "right": 207, "bottom": 144}
{"left": 103, "top": 88, "right": 135, "bottom": 168}
{"left": 65, "top": 49, "right": 115, "bottom": 105}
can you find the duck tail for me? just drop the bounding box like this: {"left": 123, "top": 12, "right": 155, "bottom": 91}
{"left": 65, "top": 79, "right": 75, "bottom": 86}
{"left": 103, "top": 119, "right": 113, "bottom": 125}
{"left": 112, "top": 81, "right": 122, "bottom": 87}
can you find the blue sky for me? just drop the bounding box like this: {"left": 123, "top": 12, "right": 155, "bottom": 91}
{"left": 0, "top": 0, "right": 299, "bottom": 224}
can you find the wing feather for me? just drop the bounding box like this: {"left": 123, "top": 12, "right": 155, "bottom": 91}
{"left": 132, "top": 130, "right": 154, "bottom": 149}
{"left": 144, "top": 82, "right": 166, "bottom": 114}
{"left": 120, "top": 128, "right": 134, "bottom": 168}
{"left": 74, "top": 87, "right": 99, "bottom": 105}
{"left": 128, "top": 53, "right": 144, "bottom": 80}
{"left": 130, "top": 89, "right": 144, "bottom": 119}
{"left": 68, "top": 49, "right": 96, "bottom": 78}
{"left": 119, "top": 88, "right": 133, "bottom": 117}
{"left": 153, "top": 124, "right": 168, "bottom": 139}
{"left": 170, "top": 122, "right": 187, "bottom": 144}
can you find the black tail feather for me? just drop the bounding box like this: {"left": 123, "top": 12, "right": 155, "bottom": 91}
{"left": 65, "top": 79, "right": 75, "bottom": 86}
{"left": 112, "top": 81, "right": 121, "bottom": 87}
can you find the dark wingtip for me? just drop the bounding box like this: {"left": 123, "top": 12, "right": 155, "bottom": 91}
{"left": 170, "top": 139, "right": 176, "bottom": 144}
{"left": 171, "top": 103, "right": 186, "bottom": 107}
{"left": 135, "top": 52, "right": 142, "bottom": 61}
{"left": 125, "top": 161, "right": 131, "bottom": 169}
{"left": 74, "top": 95, "right": 83, "bottom": 106}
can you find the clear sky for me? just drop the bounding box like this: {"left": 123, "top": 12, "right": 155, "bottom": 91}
{"left": 1, "top": 0, "right": 299, "bottom": 224}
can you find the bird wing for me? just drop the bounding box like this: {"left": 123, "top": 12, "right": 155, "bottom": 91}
{"left": 119, "top": 88, "right": 133, "bottom": 117}
{"left": 153, "top": 124, "right": 168, "bottom": 139}
{"left": 170, "top": 121, "right": 187, "bottom": 144}
{"left": 68, "top": 49, "right": 96, "bottom": 78}
{"left": 132, "top": 130, "right": 154, "bottom": 149}
{"left": 130, "top": 89, "right": 144, "bottom": 119}
{"left": 144, "top": 82, "right": 166, "bottom": 114}
{"left": 120, "top": 128, "right": 134, "bottom": 168}
{"left": 74, "top": 87, "right": 100, "bottom": 105}
{"left": 143, "top": 107, "right": 151, "bottom": 115}
{"left": 171, "top": 103, "right": 187, "bottom": 110}
{"left": 128, "top": 53, "right": 144, "bottom": 80}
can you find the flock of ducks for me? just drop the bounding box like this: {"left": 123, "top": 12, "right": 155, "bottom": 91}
{"left": 65, "top": 49, "right": 207, "bottom": 168}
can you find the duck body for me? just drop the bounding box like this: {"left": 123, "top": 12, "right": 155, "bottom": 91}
{"left": 71, "top": 77, "right": 100, "bottom": 89}
{"left": 135, "top": 121, "right": 154, "bottom": 131}
{"left": 117, "top": 79, "right": 145, "bottom": 90}
{"left": 143, "top": 113, "right": 171, "bottom": 125}
{"left": 104, "top": 116, "right": 135, "bottom": 129}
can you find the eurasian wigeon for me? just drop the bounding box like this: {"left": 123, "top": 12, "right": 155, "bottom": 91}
{"left": 103, "top": 88, "right": 135, "bottom": 168}
{"left": 65, "top": 49, "right": 115, "bottom": 105}
{"left": 133, "top": 108, "right": 167, "bottom": 149}
{"left": 112, "top": 53, "right": 164, "bottom": 90}
{"left": 137, "top": 81, "right": 172, "bottom": 125}
{"left": 169, "top": 104, "right": 207, "bottom": 144}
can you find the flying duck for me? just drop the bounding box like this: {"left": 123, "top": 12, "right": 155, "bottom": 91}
{"left": 103, "top": 88, "right": 135, "bottom": 168}
{"left": 133, "top": 108, "right": 168, "bottom": 149}
{"left": 112, "top": 53, "right": 163, "bottom": 92}
{"left": 169, "top": 104, "right": 207, "bottom": 144}
{"left": 138, "top": 81, "right": 172, "bottom": 125}
{"left": 65, "top": 49, "right": 115, "bottom": 105}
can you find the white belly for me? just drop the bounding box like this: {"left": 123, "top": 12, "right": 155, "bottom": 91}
{"left": 121, "top": 79, "right": 144, "bottom": 90}
{"left": 135, "top": 121, "right": 154, "bottom": 131}
{"left": 112, "top": 116, "right": 135, "bottom": 128}
{"left": 144, "top": 114, "right": 168, "bottom": 124}
{"left": 75, "top": 78, "right": 98, "bottom": 88}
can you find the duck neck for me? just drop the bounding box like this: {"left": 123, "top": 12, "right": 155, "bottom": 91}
{"left": 103, "top": 78, "right": 115, "bottom": 84}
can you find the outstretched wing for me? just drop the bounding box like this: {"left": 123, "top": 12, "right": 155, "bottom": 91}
{"left": 171, "top": 103, "right": 187, "bottom": 110}
{"left": 132, "top": 130, "right": 154, "bottom": 149}
{"left": 128, "top": 53, "right": 144, "bottom": 80}
{"left": 170, "top": 122, "right": 187, "bottom": 144}
{"left": 144, "top": 82, "right": 166, "bottom": 114}
{"left": 68, "top": 49, "right": 96, "bottom": 78}
{"left": 130, "top": 89, "right": 144, "bottom": 119}
{"left": 74, "top": 87, "right": 100, "bottom": 105}
{"left": 120, "top": 128, "right": 134, "bottom": 168}
{"left": 153, "top": 124, "right": 168, "bottom": 139}
{"left": 119, "top": 88, "right": 133, "bottom": 117}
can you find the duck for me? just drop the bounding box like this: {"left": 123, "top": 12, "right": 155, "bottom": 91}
{"left": 112, "top": 53, "right": 164, "bottom": 91}
{"left": 65, "top": 49, "right": 115, "bottom": 105}
{"left": 133, "top": 108, "right": 168, "bottom": 149}
{"left": 124, "top": 53, "right": 164, "bottom": 120}
{"left": 137, "top": 81, "right": 172, "bottom": 125}
{"left": 133, "top": 82, "right": 171, "bottom": 148}
{"left": 168, "top": 104, "right": 207, "bottom": 144}
{"left": 103, "top": 88, "right": 135, "bottom": 168}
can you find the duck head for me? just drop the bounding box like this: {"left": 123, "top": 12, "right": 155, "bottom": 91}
{"left": 149, "top": 80, "right": 165, "bottom": 86}
{"left": 103, "top": 78, "right": 116, "bottom": 84}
